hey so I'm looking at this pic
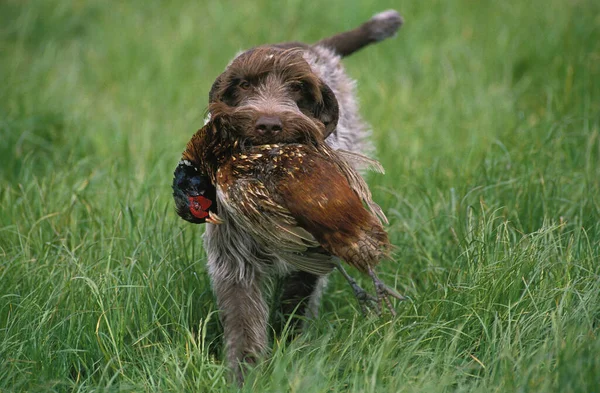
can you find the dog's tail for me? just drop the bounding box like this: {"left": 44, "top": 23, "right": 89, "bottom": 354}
{"left": 315, "top": 10, "right": 403, "bottom": 58}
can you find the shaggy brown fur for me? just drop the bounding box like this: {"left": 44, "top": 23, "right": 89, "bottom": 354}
{"left": 172, "top": 10, "right": 403, "bottom": 385}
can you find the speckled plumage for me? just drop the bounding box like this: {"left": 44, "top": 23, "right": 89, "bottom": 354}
{"left": 183, "top": 122, "right": 390, "bottom": 275}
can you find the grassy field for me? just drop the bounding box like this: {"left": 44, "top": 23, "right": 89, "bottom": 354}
{"left": 1, "top": 0, "right": 599, "bottom": 391}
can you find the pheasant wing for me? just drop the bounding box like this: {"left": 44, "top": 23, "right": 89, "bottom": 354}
{"left": 217, "top": 177, "right": 335, "bottom": 275}
{"left": 271, "top": 146, "right": 390, "bottom": 273}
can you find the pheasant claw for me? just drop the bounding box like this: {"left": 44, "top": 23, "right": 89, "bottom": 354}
{"left": 367, "top": 266, "right": 406, "bottom": 317}
{"left": 335, "top": 260, "right": 380, "bottom": 315}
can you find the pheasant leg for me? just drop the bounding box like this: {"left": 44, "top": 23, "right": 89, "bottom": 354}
{"left": 367, "top": 266, "right": 406, "bottom": 317}
{"left": 334, "top": 260, "right": 380, "bottom": 315}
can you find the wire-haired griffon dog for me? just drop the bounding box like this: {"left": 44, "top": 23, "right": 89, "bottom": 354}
{"left": 173, "top": 10, "right": 403, "bottom": 385}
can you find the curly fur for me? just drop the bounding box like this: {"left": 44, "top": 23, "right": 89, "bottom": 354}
{"left": 196, "top": 10, "right": 403, "bottom": 385}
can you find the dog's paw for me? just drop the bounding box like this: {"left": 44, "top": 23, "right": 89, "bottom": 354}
{"left": 367, "top": 10, "right": 403, "bottom": 42}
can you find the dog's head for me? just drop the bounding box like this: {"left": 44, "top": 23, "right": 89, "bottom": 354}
{"left": 207, "top": 47, "right": 339, "bottom": 145}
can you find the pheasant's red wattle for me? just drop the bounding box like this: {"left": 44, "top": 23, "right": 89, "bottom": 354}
{"left": 188, "top": 195, "right": 212, "bottom": 219}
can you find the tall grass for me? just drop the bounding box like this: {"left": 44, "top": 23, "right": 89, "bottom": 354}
{"left": 1, "top": 0, "right": 599, "bottom": 391}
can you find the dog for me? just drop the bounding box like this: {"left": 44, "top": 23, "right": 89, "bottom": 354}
{"left": 173, "top": 9, "right": 403, "bottom": 384}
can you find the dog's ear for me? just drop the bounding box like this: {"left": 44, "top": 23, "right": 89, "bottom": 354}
{"left": 316, "top": 82, "right": 339, "bottom": 139}
{"left": 209, "top": 73, "right": 225, "bottom": 103}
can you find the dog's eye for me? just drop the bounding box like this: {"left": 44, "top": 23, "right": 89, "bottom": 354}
{"left": 239, "top": 80, "right": 251, "bottom": 90}
{"left": 289, "top": 82, "right": 304, "bottom": 93}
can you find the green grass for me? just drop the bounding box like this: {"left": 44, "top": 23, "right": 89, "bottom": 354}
{"left": 1, "top": 0, "right": 599, "bottom": 391}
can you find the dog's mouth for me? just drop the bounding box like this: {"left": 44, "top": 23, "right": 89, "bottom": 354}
{"left": 209, "top": 103, "right": 326, "bottom": 146}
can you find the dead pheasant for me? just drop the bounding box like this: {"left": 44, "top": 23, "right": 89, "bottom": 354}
{"left": 173, "top": 107, "right": 404, "bottom": 315}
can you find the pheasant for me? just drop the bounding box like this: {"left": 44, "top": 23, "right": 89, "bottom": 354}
{"left": 172, "top": 112, "right": 404, "bottom": 315}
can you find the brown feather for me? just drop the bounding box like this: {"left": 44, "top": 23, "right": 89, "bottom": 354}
{"left": 271, "top": 145, "right": 390, "bottom": 272}
{"left": 180, "top": 113, "right": 390, "bottom": 275}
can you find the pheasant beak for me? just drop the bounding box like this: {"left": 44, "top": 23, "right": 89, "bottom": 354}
{"left": 206, "top": 211, "right": 224, "bottom": 225}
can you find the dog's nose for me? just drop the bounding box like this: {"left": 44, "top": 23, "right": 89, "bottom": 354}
{"left": 255, "top": 116, "right": 283, "bottom": 134}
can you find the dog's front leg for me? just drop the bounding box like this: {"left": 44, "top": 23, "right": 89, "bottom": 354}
{"left": 205, "top": 226, "right": 269, "bottom": 385}
{"left": 212, "top": 272, "right": 268, "bottom": 384}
